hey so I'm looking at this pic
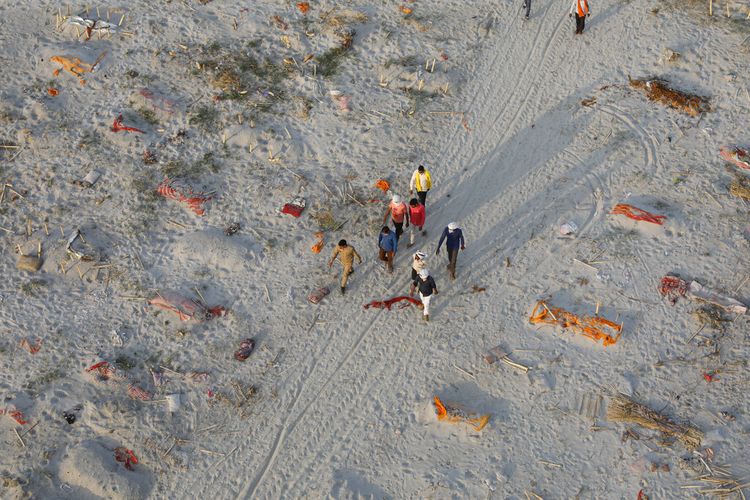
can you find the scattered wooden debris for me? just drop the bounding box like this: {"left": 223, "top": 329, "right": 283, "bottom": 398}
{"left": 683, "top": 471, "right": 748, "bottom": 499}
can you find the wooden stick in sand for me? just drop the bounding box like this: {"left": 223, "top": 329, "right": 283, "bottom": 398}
{"left": 453, "top": 364, "right": 476, "bottom": 379}
{"left": 19, "top": 421, "right": 39, "bottom": 438}
{"left": 162, "top": 437, "right": 177, "bottom": 458}
{"left": 13, "top": 428, "right": 25, "bottom": 448}
{"left": 541, "top": 302, "right": 557, "bottom": 321}
{"left": 278, "top": 163, "right": 303, "bottom": 181}
{"left": 538, "top": 459, "right": 562, "bottom": 468}
{"left": 209, "top": 446, "right": 238, "bottom": 470}
{"left": 502, "top": 357, "right": 530, "bottom": 373}
{"left": 321, "top": 182, "right": 336, "bottom": 198}
{"left": 573, "top": 258, "right": 597, "bottom": 271}
{"left": 733, "top": 274, "right": 750, "bottom": 293}
{"left": 6, "top": 186, "right": 25, "bottom": 199}
{"left": 347, "top": 192, "right": 365, "bottom": 207}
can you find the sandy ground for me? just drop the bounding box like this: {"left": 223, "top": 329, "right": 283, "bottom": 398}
{"left": 1, "top": 0, "right": 750, "bottom": 498}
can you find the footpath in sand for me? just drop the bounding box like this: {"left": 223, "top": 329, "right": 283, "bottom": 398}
{"left": 1, "top": 0, "right": 750, "bottom": 498}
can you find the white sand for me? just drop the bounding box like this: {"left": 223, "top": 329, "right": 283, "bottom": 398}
{"left": 1, "top": 0, "right": 749, "bottom": 498}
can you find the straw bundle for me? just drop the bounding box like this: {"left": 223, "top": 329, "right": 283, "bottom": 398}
{"left": 730, "top": 179, "right": 750, "bottom": 200}
{"left": 629, "top": 77, "right": 709, "bottom": 117}
{"left": 607, "top": 393, "right": 703, "bottom": 449}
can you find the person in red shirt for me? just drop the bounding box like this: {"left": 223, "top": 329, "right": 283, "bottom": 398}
{"left": 406, "top": 198, "right": 426, "bottom": 247}
{"left": 383, "top": 194, "right": 409, "bottom": 240}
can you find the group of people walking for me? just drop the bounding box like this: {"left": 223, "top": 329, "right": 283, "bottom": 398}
{"left": 327, "top": 165, "right": 466, "bottom": 321}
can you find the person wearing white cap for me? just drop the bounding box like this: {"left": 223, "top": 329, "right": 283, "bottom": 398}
{"left": 436, "top": 222, "right": 465, "bottom": 280}
{"left": 383, "top": 194, "right": 409, "bottom": 241}
{"left": 409, "top": 251, "right": 428, "bottom": 294}
{"left": 412, "top": 268, "right": 438, "bottom": 321}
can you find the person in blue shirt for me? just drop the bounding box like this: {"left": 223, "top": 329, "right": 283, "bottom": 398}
{"left": 436, "top": 221, "right": 465, "bottom": 280}
{"left": 378, "top": 226, "right": 398, "bottom": 273}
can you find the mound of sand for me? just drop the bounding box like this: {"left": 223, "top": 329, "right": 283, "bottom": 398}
{"left": 58, "top": 439, "right": 152, "bottom": 499}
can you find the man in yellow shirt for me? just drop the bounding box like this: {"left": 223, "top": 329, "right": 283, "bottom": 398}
{"left": 409, "top": 165, "right": 432, "bottom": 207}
{"left": 328, "top": 239, "right": 363, "bottom": 294}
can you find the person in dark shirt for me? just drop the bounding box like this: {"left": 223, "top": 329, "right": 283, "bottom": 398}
{"left": 436, "top": 222, "right": 465, "bottom": 280}
{"left": 412, "top": 268, "right": 438, "bottom": 321}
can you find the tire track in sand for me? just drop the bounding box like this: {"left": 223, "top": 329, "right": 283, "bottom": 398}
{"left": 433, "top": 5, "right": 576, "bottom": 229}
{"left": 599, "top": 103, "right": 660, "bottom": 172}
{"left": 435, "top": 3, "right": 552, "bottom": 179}
{"left": 238, "top": 270, "right": 411, "bottom": 498}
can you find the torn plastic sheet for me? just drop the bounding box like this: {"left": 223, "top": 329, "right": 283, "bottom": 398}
{"left": 66, "top": 229, "right": 94, "bottom": 260}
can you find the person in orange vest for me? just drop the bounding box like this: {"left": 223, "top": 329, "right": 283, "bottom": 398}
{"left": 569, "top": 0, "right": 590, "bottom": 35}
{"left": 406, "top": 198, "right": 426, "bottom": 247}
{"left": 409, "top": 165, "right": 432, "bottom": 207}
{"left": 383, "top": 194, "right": 409, "bottom": 240}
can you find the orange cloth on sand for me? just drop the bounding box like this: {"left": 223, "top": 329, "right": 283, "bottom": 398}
{"left": 433, "top": 396, "right": 489, "bottom": 431}
{"left": 311, "top": 232, "right": 324, "bottom": 253}
{"left": 529, "top": 300, "right": 622, "bottom": 346}
{"left": 375, "top": 179, "right": 390, "bottom": 192}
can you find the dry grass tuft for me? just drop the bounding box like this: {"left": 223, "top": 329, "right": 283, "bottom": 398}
{"left": 311, "top": 208, "right": 340, "bottom": 231}
{"left": 212, "top": 69, "right": 242, "bottom": 92}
